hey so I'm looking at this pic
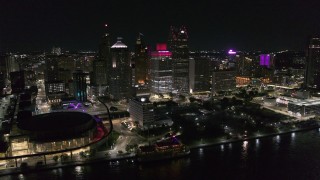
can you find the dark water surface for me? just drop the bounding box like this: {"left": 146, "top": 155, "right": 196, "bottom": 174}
{"left": 4, "top": 129, "right": 320, "bottom": 180}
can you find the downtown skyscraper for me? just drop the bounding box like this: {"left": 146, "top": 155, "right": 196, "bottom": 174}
{"left": 109, "top": 38, "right": 132, "bottom": 100}
{"left": 168, "top": 26, "right": 190, "bottom": 94}
{"left": 150, "top": 43, "right": 173, "bottom": 94}
{"left": 133, "top": 33, "right": 148, "bottom": 86}
{"left": 92, "top": 32, "right": 112, "bottom": 96}
{"left": 306, "top": 37, "right": 320, "bottom": 89}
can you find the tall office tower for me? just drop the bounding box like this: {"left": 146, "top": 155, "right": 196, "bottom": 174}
{"left": 306, "top": 37, "right": 320, "bottom": 89}
{"left": 92, "top": 60, "right": 106, "bottom": 84}
{"left": 150, "top": 43, "right": 173, "bottom": 94}
{"left": 73, "top": 69, "right": 88, "bottom": 102}
{"left": 45, "top": 55, "right": 60, "bottom": 82}
{"left": 98, "top": 32, "right": 112, "bottom": 66}
{"left": 92, "top": 33, "right": 112, "bottom": 95}
{"left": 110, "top": 38, "right": 132, "bottom": 100}
{"left": 168, "top": 26, "right": 189, "bottom": 94}
{"left": 10, "top": 71, "right": 25, "bottom": 94}
{"left": 98, "top": 33, "right": 112, "bottom": 81}
{"left": 44, "top": 55, "right": 66, "bottom": 103}
{"left": 189, "top": 57, "right": 211, "bottom": 93}
{"left": 133, "top": 33, "right": 148, "bottom": 85}
{"left": 5, "top": 54, "right": 20, "bottom": 78}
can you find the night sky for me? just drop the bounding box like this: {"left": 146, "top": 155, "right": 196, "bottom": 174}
{"left": 1, "top": 0, "right": 320, "bottom": 52}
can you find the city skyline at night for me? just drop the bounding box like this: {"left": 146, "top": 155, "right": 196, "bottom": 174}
{"left": 3, "top": 1, "right": 320, "bottom": 179}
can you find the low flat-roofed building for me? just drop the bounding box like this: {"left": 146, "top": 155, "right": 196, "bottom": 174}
{"left": 288, "top": 98, "right": 320, "bottom": 116}
{"left": 129, "top": 97, "right": 154, "bottom": 129}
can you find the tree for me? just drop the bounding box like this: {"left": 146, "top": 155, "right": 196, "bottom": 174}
{"left": 221, "top": 97, "right": 230, "bottom": 109}
{"left": 179, "top": 95, "right": 186, "bottom": 101}
{"left": 189, "top": 97, "right": 196, "bottom": 103}
{"left": 53, "top": 155, "right": 59, "bottom": 162}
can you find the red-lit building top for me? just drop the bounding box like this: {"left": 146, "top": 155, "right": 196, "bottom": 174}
{"left": 151, "top": 43, "right": 172, "bottom": 57}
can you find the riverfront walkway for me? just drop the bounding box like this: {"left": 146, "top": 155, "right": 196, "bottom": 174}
{"left": 2, "top": 124, "right": 320, "bottom": 176}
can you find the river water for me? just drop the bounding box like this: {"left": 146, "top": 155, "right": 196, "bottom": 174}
{"left": 3, "top": 129, "right": 320, "bottom": 180}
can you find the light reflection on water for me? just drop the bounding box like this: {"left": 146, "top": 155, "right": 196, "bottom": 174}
{"left": 198, "top": 148, "right": 204, "bottom": 157}
{"left": 5, "top": 130, "right": 320, "bottom": 179}
{"left": 220, "top": 144, "right": 224, "bottom": 151}
{"left": 275, "top": 135, "right": 280, "bottom": 143}
{"left": 255, "top": 138, "right": 260, "bottom": 146}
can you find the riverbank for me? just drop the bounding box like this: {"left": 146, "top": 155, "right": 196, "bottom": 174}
{"left": 1, "top": 125, "right": 319, "bottom": 177}
{"left": 188, "top": 125, "right": 320, "bottom": 149}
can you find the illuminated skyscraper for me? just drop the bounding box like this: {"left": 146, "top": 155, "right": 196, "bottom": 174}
{"left": 110, "top": 38, "right": 132, "bottom": 100}
{"left": 150, "top": 43, "right": 173, "bottom": 94}
{"left": 73, "top": 69, "right": 88, "bottom": 102}
{"left": 92, "top": 32, "right": 112, "bottom": 95}
{"left": 306, "top": 37, "right": 320, "bottom": 89}
{"left": 168, "top": 26, "right": 189, "bottom": 94}
{"left": 133, "top": 33, "right": 148, "bottom": 86}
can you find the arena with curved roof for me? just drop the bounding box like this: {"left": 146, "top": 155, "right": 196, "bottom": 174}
{"left": 18, "top": 112, "right": 97, "bottom": 141}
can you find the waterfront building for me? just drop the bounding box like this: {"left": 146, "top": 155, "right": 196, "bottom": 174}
{"left": 287, "top": 97, "right": 320, "bottom": 117}
{"left": 129, "top": 97, "right": 154, "bottom": 129}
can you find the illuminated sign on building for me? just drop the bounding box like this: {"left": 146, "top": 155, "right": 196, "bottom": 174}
{"left": 260, "top": 54, "right": 271, "bottom": 67}
{"left": 228, "top": 49, "right": 236, "bottom": 55}
{"left": 151, "top": 43, "right": 172, "bottom": 57}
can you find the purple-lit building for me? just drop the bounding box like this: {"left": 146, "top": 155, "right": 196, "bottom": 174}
{"left": 260, "top": 54, "right": 271, "bottom": 68}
